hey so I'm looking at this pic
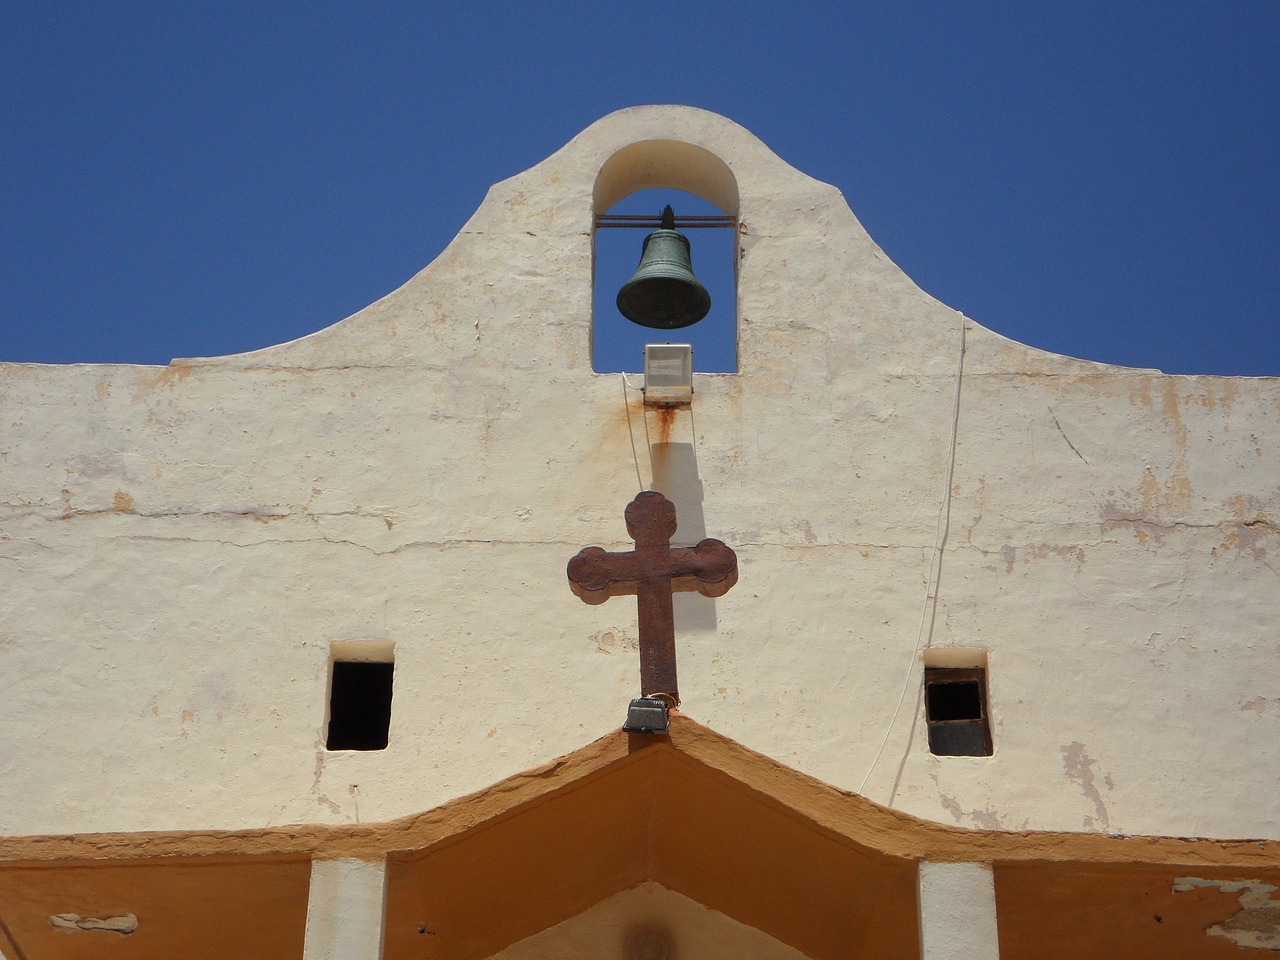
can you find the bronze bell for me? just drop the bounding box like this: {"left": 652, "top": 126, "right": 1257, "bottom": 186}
{"left": 616, "top": 205, "right": 711, "bottom": 329}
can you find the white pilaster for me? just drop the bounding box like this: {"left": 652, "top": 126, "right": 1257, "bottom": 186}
{"left": 303, "top": 857, "right": 387, "bottom": 960}
{"left": 917, "top": 861, "right": 1000, "bottom": 960}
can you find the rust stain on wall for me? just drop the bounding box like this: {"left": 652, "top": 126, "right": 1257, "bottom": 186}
{"left": 1139, "top": 467, "right": 1193, "bottom": 515}
{"left": 656, "top": 405, "right": 677, "bottom": 445}
{"left": 130, "top": 363, "right": 195, "bottom": 403}
{"left": 1203, "top": 378, "right": 1238, "bottom": 417}
{"left": 1162, "top": 379, "right": 1185, "bottom": 441}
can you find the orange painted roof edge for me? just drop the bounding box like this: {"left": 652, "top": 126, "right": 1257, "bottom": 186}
{"left": 2, "top": 712, "right": 1275, "bottom": 870}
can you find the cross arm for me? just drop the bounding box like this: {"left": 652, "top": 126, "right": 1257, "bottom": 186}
{"left": 668, "top": 538, "right": 738, "bottom": 598}
{"left": 567, "top": 546, "right": 641, "bottom": 604}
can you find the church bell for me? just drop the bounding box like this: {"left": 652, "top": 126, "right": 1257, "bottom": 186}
{"left": 616, "top": 205, "right": 712, "bottom": 329}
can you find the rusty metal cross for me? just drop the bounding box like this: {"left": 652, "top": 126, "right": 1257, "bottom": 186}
{"left": 567, "top": 491, "right": 738, "bottom": 704}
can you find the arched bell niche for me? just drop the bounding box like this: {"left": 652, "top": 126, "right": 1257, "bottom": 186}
{"left": 592, "top": 141, "right": 739, "bottom": 374}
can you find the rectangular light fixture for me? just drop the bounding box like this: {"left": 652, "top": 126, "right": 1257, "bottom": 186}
{"left": 643, "top": 344, "right": 693, "bottom": 405}
{"left": 623, "top": 697, "right": 670, "bottom": 734}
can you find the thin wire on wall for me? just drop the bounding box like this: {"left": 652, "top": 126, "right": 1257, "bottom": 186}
{"left": 621, "top": 373, "right": 647, "bottom": 492}
{"left": 858, "top": 311, "right": 968, "bottom": 798}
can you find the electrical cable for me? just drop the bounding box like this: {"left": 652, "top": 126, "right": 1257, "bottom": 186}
{"left": 621, "top": 373, "right": 646, "bottom": 492}
{"left": 858, "top": 311, "right": 968, "bottom": 798}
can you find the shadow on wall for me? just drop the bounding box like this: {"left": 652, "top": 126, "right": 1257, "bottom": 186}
{"left": 651, "top": 440, "right": 718, "bottom": 634}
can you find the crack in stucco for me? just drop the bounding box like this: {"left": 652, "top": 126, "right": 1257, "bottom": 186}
{"left": 1100, "top": 513, "right": 1279, "bottom": 557}
{"left": 37, "top": 506, "right": 394, "bottom": 525}
{"left": 174, "top": 363, "right": 419, "bottom": 374}
{"left": 13, "top": 507, "right": 1273, "bottom": 576}
{"left": 1174, "top": 877, "right": 1280, "bottom": 950}
{"left": 80, "top": 534, "right": 925, "bottom": 557}
{"left": 1102, "top": 515, "right": 1277, "bottom": 534}
{"left": 7, "top": 503, "right": 927, "bottom": 551}
{"left": 1048, "top": 406, "right": 1088, "bottom": 463}
{"left": 879, "top": 371, "right": 1165, "bottom": 381}
{"left": 730, "top": 538, "right": 898, "bottom": 550}
{"left": 311, "top": 748, "right": 344, "bottom": 817}
{"left": 1101, "top": 509, "right": 1278, "bottom": 571}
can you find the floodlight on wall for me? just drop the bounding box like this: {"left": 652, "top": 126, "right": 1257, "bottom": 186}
{"left": 643, "top": 344, "right": 693, "bottom": 405}
{"left": 622, "top": 697, "right": 670, "bottom": 735}
{"left": 616, "top": 206, "right": 711, "bottom": 329}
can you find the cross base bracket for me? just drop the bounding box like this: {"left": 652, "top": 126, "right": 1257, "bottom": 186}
{"left": 622, "top": 697, "right": 671, "bottom": 735}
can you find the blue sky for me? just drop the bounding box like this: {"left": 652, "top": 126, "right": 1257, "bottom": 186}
{"left": 3, "top": 2, "right": 1277, "bottom": 375}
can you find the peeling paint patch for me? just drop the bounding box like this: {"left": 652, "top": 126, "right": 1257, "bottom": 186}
{"left": 1060, "top": 741, "right": 1111, "bottom": 830}
{"left": 1001, "top": 544, "right": 1017, "bottom": 573}
{"left": 66, "top": 452, "right": 126, "bottom": 479}
{"left": 996, "top": 542, "right": 1088, "bottom": 571}
{"left": 1140, "top": 465, "right": 1193, "bottom": 515}
{"left": 937, "top": 792, "right": 1004, "bottom": 830}
{"left": 133, "top": 362, "right": 194, "bottom": 396}
{"left": 51, "top": 912, "right": 138, "bottom": 934}
{"left": 930, "top": 765, "right": 1005, "bottom": 828}
{"left": 1173, "top": 877, "right": 1280, "bottom": 950}
{"left": 1242, "top": 697, "right": 1280, "bottom": 715}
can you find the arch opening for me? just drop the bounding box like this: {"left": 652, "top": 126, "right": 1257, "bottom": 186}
{"left": 592, "top": 141, "right": 740, "bottom": 374}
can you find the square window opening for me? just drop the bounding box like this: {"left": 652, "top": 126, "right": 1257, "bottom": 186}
{"left": 924, "top": 666, "right": 992, "bottom": 757}
{"left": 326, "top": 660, "right": 394, "bottom": 751}
{"left": 926, "top": 679, "right": 982, "bottom": 722}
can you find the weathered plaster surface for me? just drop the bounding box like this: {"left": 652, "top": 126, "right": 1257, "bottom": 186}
{"left": 2, "top": 106, "right": 1276, "bottom": 840}
{"left": 1174, "top": 877, "right": 1280, "bottom": 950}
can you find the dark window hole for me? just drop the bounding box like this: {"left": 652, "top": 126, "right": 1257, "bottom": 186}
{"left": 926, "top": 679, "right": 982, "bottom": 721}
{"left": 327, "top": 661, "right": 394, "bottom": 751}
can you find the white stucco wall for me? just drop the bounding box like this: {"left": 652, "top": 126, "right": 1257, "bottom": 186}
{"left": 2, "top": 106, "right": 1276, "bottom": 840}
{"left": 917, "top": 862, "right": 999, "bottom": 960}
{"left": 303, "top": 858, "right": 387, "bottom": 960}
